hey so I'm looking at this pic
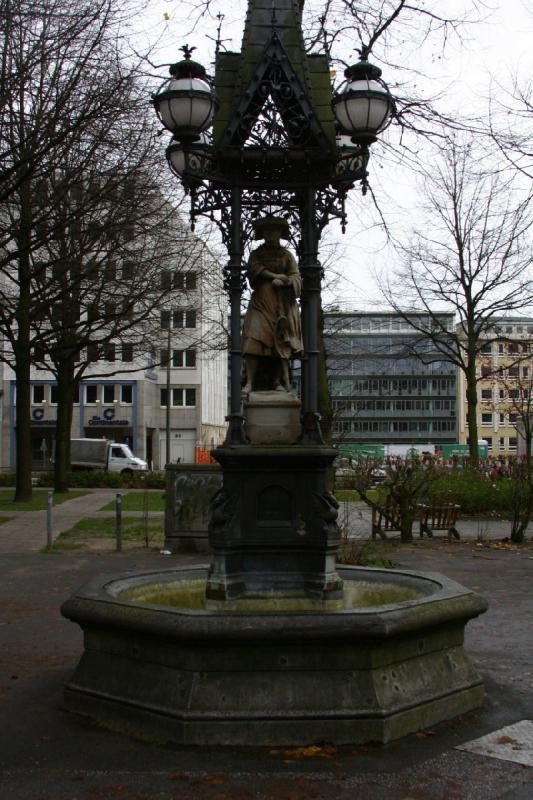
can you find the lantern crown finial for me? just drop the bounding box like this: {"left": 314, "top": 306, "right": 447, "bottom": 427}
{"left": 169, "top": 45, "right": 207, "bottom": 80}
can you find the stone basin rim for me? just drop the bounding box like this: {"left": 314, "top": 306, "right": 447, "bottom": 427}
{"left": 61, "top": 565, "right": 488, "bottom": 641}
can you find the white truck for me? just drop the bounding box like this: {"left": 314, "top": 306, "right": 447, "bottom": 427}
{"left": 69, "top": 439, "right": 148, "bottom": 475}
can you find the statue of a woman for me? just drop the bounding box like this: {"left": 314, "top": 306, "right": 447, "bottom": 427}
{"left": 242, "top": 216, "right": 303, "bottom": 393}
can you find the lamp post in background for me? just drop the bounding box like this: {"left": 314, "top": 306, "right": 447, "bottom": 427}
{"left": 153, "top": 0, "right": 394, "bottom": 600}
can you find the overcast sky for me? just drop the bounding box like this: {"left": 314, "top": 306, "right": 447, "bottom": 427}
{"left": 141, "top": 1, "right": 532, "bottom": 309}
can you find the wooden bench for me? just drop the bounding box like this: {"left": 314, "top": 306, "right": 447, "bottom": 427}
{"left": 418, "top": 504, "right": 461, "bottom": 541}
{"left": 371, "top": 501, "right": 402, "bottom": 540}
{"left": 371, "top": 500, "right": 462, "bottom": 541}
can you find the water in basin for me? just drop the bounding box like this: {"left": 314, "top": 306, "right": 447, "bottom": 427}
{"left": 120, "top": 578, "right": 422, "bottom": 612}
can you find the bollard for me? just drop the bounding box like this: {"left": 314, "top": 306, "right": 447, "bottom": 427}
{"left": 115, "top": 493, "right": 122, "bottom": 552}
{"left": 46, "top": 491, "right": 53, "bottom": 550}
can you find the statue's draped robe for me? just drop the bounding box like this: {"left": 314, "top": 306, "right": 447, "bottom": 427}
{"left": 242, "top": 243, "right": 303, "bottom": 359}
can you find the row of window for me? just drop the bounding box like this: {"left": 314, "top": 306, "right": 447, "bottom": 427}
{"left": 482, "top": 436, "right": 518, "bottom": 451}
{"left": 161, "top": 309, "right": 197, "bottom": 329}
{"left": 32, "top": 384, "right": 133, "bottom": 405}
{"left": 479, "top": 387, "right": 528, "bottom": 402}
{"left": 480, "top": 364, "right": 530, "bottom": 378}
{"left": 325, "top": 316, "right": 453, "bottom": 333}
{"left": 159, "top": 388, "right": 196, "bottom": 407}
{"left": 160, "top": 270, "right": 197, "bottom": 291}
{"left": 480, "top": 341, "right": 533, "bottom": 356}
{"left": 333, "top": 398, "right": 455, "bottom": 413}
{"left": 160, "top": 349, "right": 197, "bottom": 368}
{"left": 331, "top": 378, "right": 456, "bottom": 395}
{"left": 492, "top": 324, "right": 533, "bottom": 335}
{"left": 479, "top": 412, "right": 520, "bottom": 426}
{"left": 32, "top": 383, "right": 198, "bottom": 408}
{"left": 86, "top": 343, "right": 134, "bottom": 363}
{"left": 333, "top": 420, "right": 456, "bottom": 434}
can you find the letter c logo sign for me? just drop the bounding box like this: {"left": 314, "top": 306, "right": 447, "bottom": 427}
{"left": 103, "top": 408, "right": 115, "bottom": 421}
{"left": 33, "top": 408, "right": 44, "bottom": 421}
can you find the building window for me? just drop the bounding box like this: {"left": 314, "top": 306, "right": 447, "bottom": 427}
{"left": 104, "top": 263, "right": 116, "bottom": 281}
{"left": 498, "top": 342, "right": 504, "bottom": 355}
{"left": 481, "top": 389, "right": 492, "bottom": 401}
{"left": 32, "top": 385, "right": 45, "bottom": 404}
{"left": 103, "top": 385, "right": 115, "bottom": 404}
{"left": 499, "top": 413, "right": 505, "bottom": 424}
{"left": 104, "top": 343, "right": 115, "bottom": 362}
{"left": 50, "top": 385, "right": 59, "bottom": 404}
{"left": 73, "top": 385, "right": 79, "bottom": 404}
{"left": 122, "top": 262, "right": 134, "bottom": 281}
{"left": 121, "top": 343, "right": 133, "bottom": 362}
{"left": 509, "top": 412, "right": 518, "bottom": 424}
{"left": 172, "top": 349, "right": 197, "bottom": 367}
{"left": 484, "top": 437, "right": 493, "bottom": 451}
{"left": 121, "top": 385, "right": 133, "bottom": 404}
{"left": 481, "top": 412, "right": 493, "bottom": 425}
{"left": 499, "top": 437, "right": 505, "bottom": 449}
{"left": 509, "top": 389, "right": 520, "bottom": 400}
{"left": 160, "top": 388, "right": 196, "bottom": 407}
{"left": 499, "top": 389, "right": 505, "bottom": 400}
{"left": 104, "top": 302, "right": 116, "bottom": 321}
{"left": 172, "top": 309, "right": 197, "bottom": 329}
{"left": 523, "top": 366, "right": 529, "bottom": 378}
{"left": 87, "top": 344, "right": 99, "bottom": 362}
{"left": 481, "top": 364, "right": 492, "bottom": 378}
{"left": 160, "top": 349, "right": 169, "bottom": 367}
{"left": 161, "top": 309, "right": 171, "bottom": 329}
{"left": 480, "top": 343, "right": 492, "bottom": 355}
{"left": 508, "top": 437, "right": 518, "bottom": 451}
{"left": 161, "top": 270, "right": 172, "bottom": 290}
{"left": 85, "top": 385, "right": 98, "bottom": 404}
{"left": 508, "top": 366, "right": 519, "bottom": 378}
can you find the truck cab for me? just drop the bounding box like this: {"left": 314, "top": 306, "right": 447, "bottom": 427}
{"left": 107, "top": 443, "right": 148, "bottom": 474}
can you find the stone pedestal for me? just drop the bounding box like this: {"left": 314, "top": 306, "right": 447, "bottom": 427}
{"left": 165, "top": 464, "right": 222, "bottom": 553}
{"left": 245, "top": 390, "right": 301, "bottom": 444}
{"left": 207, "top": 445, "right": 342, "bottom": 601}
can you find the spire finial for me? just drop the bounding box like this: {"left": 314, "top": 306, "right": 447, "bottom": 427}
{"left": 180, "top": 44, "right": 196, "bottom": 61}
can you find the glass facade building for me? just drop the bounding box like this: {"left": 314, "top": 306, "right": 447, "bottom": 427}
{"left": 324, "top": 312, "right": 457, "bottom": 444}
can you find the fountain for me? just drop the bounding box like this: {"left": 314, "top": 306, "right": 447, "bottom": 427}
{"left": 61, "top": 564, "right": 486, "bottom": 746}
{"left": 61, "top": 1, "right": 487, "bottom": 746}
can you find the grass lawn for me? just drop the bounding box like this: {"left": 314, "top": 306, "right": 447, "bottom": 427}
{"left": 43, "top": 516, "right": 164, "bottom": 554}
{"left": 0, "top": 489, "right": 88, "bottom": 512}
{"left": 99, "top": 491, "right": 165, "bottom": 512}
{"left": 335, "top": 489, "right": 379, "bottom": 503}
{"left": 0, "top": 516, "right": 13, "bottom": 525}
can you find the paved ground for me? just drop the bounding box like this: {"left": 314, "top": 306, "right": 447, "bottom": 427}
{"left": 0, "top": 491, "right": 532, "bottom": 799}
{"left": 0, "top": 489, "right": 163, "bottom": 554}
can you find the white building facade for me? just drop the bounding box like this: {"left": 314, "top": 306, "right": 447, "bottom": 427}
{"left": 1, "top": 239, "right": 228, "bottom": 472}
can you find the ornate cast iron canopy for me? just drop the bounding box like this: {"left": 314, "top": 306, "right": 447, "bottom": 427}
{"left": 154, "top": 0, "right": 377, "bottom": 246}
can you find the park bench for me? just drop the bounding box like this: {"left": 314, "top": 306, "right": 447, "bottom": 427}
{"left": 371, "top": 497, "right": 462, "bottom": 541}
{"left": 371, "top": 500, "right": 402, "bottom": 540}
{"left": 418, "top": 503, "right": 461, "bottom": 541}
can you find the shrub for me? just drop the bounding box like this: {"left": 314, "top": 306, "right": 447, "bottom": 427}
{"left": 36, "top": 470, "right": 165, "bottom": 489}
{"left": 429, "top": 469, "right": 514, "bottom": 514}
{"left": 0, "top": 473, "right": 16, "bottom": 486}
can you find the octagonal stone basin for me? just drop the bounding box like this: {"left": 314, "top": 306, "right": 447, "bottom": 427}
{"left": 61, "top": 565, "right": 487, "bottom": 746}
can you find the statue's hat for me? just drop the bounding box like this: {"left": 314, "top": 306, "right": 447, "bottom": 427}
{"left": 252, "top": 215, "right": 290, "bottom": 240}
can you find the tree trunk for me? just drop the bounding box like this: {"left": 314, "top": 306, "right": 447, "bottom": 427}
{"left": 465, "top": 356, "right": 479, "bottom": 468}
{"left": 399, "top": 502, "right": 414, "bottom": 542}
{"left": 13, "top": 178, "right": 33, "bottom": 502}
{"left": 13, "top": 350, "right": 33, "bottom": 502}
{"left": 54, "top": 358, "right": 75, "bottom": 493}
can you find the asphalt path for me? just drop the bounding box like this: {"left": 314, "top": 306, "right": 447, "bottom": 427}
{"left": 0, "top": 491, "right": 531, "bottom": 799}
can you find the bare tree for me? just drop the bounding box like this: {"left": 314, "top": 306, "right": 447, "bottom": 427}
{"left": 0, "top": 0, "right": 154, "bottom": 500}
{"left": 29, "top": 168, "right": 211, "bottom": 491}
{"left": 380, "top": 136, "right": 533, "bottom": 465}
